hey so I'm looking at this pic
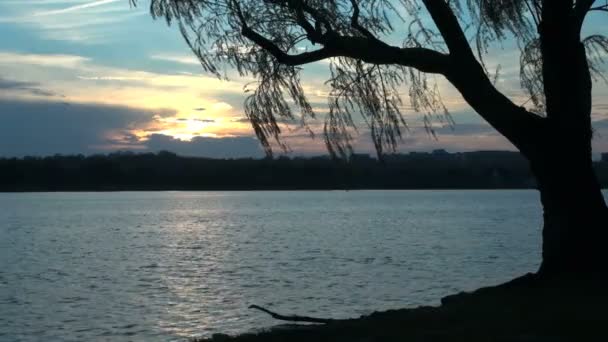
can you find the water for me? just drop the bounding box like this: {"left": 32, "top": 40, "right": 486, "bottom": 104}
{"left": 1, "top": 190, "right": 544, "bottom": 341}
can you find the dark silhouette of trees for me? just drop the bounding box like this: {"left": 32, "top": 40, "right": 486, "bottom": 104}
{"left": 131, "top": 0, "right": 608, "bottom": 279}
{"left": 0, "top": 151, "right": 545, "bottom": 191}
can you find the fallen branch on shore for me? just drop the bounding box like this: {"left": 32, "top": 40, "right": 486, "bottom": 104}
{"left": 248, "top": 305, "right": 337, "bottom": 324}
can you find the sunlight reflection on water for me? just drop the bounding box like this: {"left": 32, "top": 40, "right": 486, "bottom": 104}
{"left": 0, "top": 190, "right": 546, "bottom": 341}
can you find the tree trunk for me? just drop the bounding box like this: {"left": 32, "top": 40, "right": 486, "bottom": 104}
{"left": 528, "top": 3, "right": 608, "bottom": 279}
{"left": 530, "top": 143, "right": 608, "bottom": 279}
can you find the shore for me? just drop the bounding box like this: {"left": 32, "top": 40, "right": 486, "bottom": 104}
{"left": 199, "top": 274, "right": 608, "bottom": 342}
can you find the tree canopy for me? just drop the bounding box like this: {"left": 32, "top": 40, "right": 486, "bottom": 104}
{"left": 130, "top": 0, "right": 608, "bottom": 158}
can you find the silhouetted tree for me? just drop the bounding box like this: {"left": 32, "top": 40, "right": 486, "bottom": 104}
{"left": 132, "top": 0, "right": 608, "bottom": 279}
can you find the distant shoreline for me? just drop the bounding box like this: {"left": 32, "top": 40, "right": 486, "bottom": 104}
{"left": 3, "top": 150, "right": 608, "bottom": 192}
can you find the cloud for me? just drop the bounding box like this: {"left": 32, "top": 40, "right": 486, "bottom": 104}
{"left": 0, "top": 52, "right": 88, "bottom": 68}
{"left": 0, "top": 51, "right": 257, "bottom": 144}
{"left": 231, "top": 116, "right": 299, "bottom": 125}
{"left": 0, "top": 98, "right": 163, "bottom": 156}
{"left": 0, "top": 76, "right": 58, "bottom": 97}
{"left": 0, "top": 51, "right": 239, "bottom": 91}
{"left": 144, "top": 134, "right": 264, "bottom": 158}
{"left": 33, "top": 0, "right": 122, "bottom": 17}
{"left": 0, "top": 96, "right": 605, "bottom": 159}
{"left": 1, "top": 0, "right": 144, "bottom": 43}
{"left": 0, "top": 51, "right": 247, "bottom": 114}
{"left": 150, "top": 54, "right": 200, "bottom": 66}
{"left": 0, "top": 77, "right": 36, "bottom": 89}
{"left": 176, "top": 118, "right": 215, "bottom": 123}
{"left": 231, "top": 117, "right": 250, "bottom": 123}
{"left": 0, "top": 98, "right": 264, "bottom": 158}
{"left": 77, "top": 75, "right": 145, "bottom": 81}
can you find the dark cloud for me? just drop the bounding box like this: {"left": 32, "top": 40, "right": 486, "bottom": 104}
{"left": 0, "top": 98, "right": 267, "bottom": 158}
{"left": 0, "top": 98, "right": 163, "bottom": 156}
{"left": 2, "top": 97, "right": 569, "bottom": 159}
{"left": 231, "top": 116, "right": 300, "bottom": 125}
{"left": 114, "top": 131, "right": 142, "bottom": 145}
{"left": 0, "top": 76, "right": 58, "bottom": 97}
{"left": 194, "top": 107, "right": 206, "bottom": 111}
{"left": 231, "top": 117, "right": 250, "bottom": 123}
{"left": 145, "top": 134, "right": 264, "bottom": 158}
{"left": 593, "top": 119, "right": 608, "bottom": 131}
{"left": 0, "top": 78, "right": 37, "bottom": 90}
{"left": 29, "top": 88, "right": 59, "bottom": 97}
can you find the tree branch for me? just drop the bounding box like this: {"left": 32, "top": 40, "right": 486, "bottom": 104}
{"left": 444, "top": 66, "right": 545, "bottom": 155}
{"left": 238, "top": 0, "right": 544, "bottom": 154}
{"left": 349, "top": 0, "right": 377, "bottom": 40}
{"left": 268, "top": 0, "right": 334, "bottom": 42}
{"left": 286, "top": 0, "right": 325, "bottom": 43}
{"left": 249, "top": 305, "right": 336, "bottom": 324}
{"left": 242, "top": 24, "right": 450, "bottom": 73}
{"left": 241, "top": 26, "right": 335, "bottom": 65}
{"left": 575, "top": 0, "right": 598, "bottom": 33}
{"left": 421, "top": 0, "right": 475, "bottom": 60}
{"left": 420, "top": 0, "right": 545, "bottom": 153}
{"left": 298, "top": 1, "right": 333, "bottom": 32}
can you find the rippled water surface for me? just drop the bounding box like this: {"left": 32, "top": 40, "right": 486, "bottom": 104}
{"left": 1, "top": 190, "right": 545, "bottom": 341}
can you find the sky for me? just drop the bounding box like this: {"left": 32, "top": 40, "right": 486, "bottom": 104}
{"left": 1, "top": 0, "right": 608, "bottom": 158}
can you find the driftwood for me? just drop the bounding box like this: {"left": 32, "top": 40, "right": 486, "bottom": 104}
{"left": 248, "top": 305, "right": 337, "bottom": 324}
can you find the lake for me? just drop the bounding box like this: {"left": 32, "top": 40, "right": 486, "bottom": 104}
{"left": 1, "top": 190, "right": 543, "bottom": 341}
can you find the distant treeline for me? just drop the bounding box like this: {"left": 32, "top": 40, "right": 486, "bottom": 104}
{"left": 3, "top": 150, "right": 608, "bottom": 191}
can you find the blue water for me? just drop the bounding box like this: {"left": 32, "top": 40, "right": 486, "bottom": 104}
{"left": 0, "top": 190, "right": 543, "bottom": 341}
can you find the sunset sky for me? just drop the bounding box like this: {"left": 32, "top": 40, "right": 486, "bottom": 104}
{"left": 1, "top": 0, "right": 608, "bottom": 158}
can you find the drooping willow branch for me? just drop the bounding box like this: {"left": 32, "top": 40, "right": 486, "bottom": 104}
{"left": 130, "top": 0, "right": 608, "bottom": 158}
